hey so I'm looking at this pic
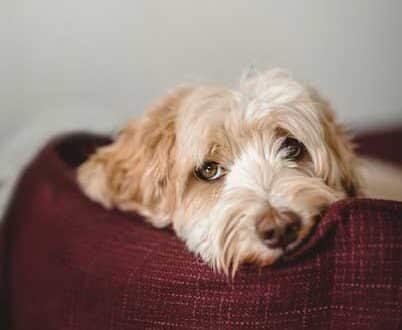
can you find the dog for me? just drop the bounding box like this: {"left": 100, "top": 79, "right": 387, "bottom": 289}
{"left": 77, "top": 69, "right": 402, "bottom": 275}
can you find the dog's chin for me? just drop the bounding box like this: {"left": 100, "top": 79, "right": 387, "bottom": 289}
{"left": 217, "top": 242, "right": 284, "bottom": 276}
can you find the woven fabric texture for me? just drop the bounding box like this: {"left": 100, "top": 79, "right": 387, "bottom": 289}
{"left": 1, "top": 131, "right": 402, "bottom": 330}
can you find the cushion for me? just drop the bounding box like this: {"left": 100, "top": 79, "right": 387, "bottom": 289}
{"left": 1, "top": 130, "right": 402, "bottom": 330}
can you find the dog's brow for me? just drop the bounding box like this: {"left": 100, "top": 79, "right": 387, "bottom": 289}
{"left": 202, "top": 142, "right": 231, "bottom": 165}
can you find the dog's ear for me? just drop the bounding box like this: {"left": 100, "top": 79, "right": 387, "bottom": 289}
{"left": 311, "top": 90, "right": 360, "bottom": 197}
{"left": 77, "top": 87, "right": 193, "bottom": 227}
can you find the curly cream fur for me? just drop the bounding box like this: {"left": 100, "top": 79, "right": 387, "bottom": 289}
{"left": 77, "top": 68, "right": 402, "bottom": 275}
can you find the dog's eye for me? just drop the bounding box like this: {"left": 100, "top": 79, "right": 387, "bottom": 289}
{"left": 280, "top": 137, "right": 304, "bottom": 160}
{"left": 194, "top": 161, "right": 226, "bottom": 181}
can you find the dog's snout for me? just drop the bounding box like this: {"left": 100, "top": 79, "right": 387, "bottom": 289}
{"left": 259, "top": 210, "right": 301, "bottom": 249}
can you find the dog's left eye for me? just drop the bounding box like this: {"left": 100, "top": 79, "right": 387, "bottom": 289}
{"left": 194, "top": 161, "right": 226, "bottom": 181}
{"left": 279, "top": 137, "right": 305, "bottom": 160}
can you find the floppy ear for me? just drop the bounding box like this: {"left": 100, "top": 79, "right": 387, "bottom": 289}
{"left": 311, "top": 90, "right": 360, "bottom": 197}
{"left": 77, "top": 87, "right": 193, "bottom": 227}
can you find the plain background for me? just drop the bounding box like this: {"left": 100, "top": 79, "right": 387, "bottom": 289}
{"left": 1, "top": 1, "right": 402, "bottom": 216}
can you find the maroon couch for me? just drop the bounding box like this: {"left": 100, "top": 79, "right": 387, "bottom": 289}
{"left": 1, "top": 128, "right": 402, "bottom": 329}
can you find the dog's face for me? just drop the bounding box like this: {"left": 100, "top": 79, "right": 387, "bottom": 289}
{"left": 78, "top": 69, "right": 359, "bottom": 274}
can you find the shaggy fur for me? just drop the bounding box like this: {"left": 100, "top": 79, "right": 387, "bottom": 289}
{"left": 77, "top": 69, "right": 402, "bottom": 275}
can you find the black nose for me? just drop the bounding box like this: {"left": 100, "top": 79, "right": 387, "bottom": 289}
{"left": 263, "top": 211, "right": 301, "bottom": 249}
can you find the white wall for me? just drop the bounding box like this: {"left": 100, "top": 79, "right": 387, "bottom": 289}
{"left": 2, "top": 0, "right": 402, "bottom": 135}
{"left": 1, "top": 1, "right": 402, "bottom": 217}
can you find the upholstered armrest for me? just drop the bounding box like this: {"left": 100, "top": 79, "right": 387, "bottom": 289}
{"left": 1, "top": 133, "right": 401, "bottom": 329}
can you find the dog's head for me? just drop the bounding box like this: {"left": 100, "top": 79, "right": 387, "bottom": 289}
{"left": 78, "top": 69, "right": 359, "bottom": 274}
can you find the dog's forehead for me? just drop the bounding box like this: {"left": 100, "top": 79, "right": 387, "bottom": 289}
{"left": 176, "top": 88, "right": 283, "bottom": 166}
{"left": 175, "top": 71, "right": 329, "bottom": 169}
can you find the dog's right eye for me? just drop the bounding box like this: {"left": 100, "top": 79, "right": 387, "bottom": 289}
{"left": 279, "top": 137, "right": 305, "bottom": 160}
{"left": 194, "top": 161, "right": 226, "bottom": 181}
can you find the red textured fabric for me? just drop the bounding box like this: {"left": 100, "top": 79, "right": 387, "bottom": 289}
{"left": 1, "top": 132, "right": 402, "bottom": 330}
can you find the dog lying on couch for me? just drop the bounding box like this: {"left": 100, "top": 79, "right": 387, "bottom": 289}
{"left": 77, "top": 69, "right": 402, "bottom": 274}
